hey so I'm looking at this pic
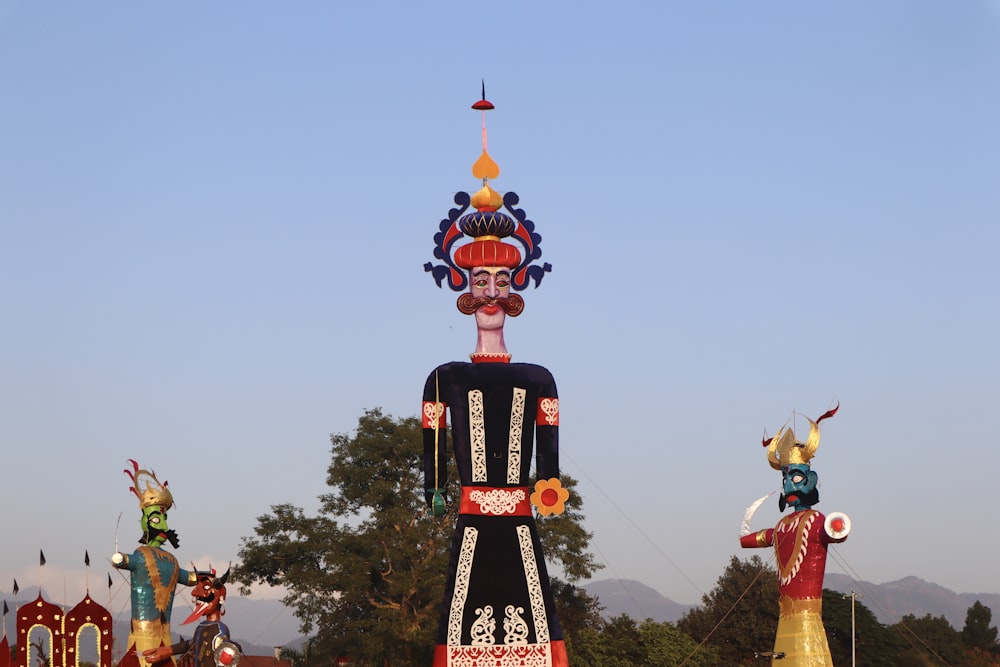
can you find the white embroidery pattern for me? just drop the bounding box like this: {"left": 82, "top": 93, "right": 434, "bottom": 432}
{"left": 470, "top": 605, "right": 496, "bottom": 646}
{"left": 539, "top": 398, "right": 559, "bottom": 426}
{"left": 469, "top": 390, "right": 486, "bottom": 482}
{"left": 508, "top": 387, "right": 526, "bottom": 483}
{"left": 516, "top": 525, "right": 549, "bottom": 644}
{"left": 503, "top": 605, "right": 529, "bottom": 645}
{"left": 423, "top": 401, "right": 445, "bottom": 427}
{"left": 448, "top": 526, "right": 479, "bottom": 646}
{"left": 468, "top": 488, "right": 526, "bottom": 515}
{"left": 447, "top": 645, "right": 550, "bottom": 667}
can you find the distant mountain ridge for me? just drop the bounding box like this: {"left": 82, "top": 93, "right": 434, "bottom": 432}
{"left": 823, "top": 574, "right": 1000, "bottom": 629}
{"left": 583, "top": 579, "right": 694, "bottom": 623}
{"left": 583, "top": 577, "right": 1000, "bottom": 629}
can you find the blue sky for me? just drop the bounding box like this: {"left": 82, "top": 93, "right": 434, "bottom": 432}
{"left": 1, "top": 0, "right": 999, "bottom": 628}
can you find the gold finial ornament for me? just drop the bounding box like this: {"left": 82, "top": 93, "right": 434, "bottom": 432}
{"left": 472, "top": 151, "right": 500, "bottom": 182}
{"left": 471, "top": 184, "right": 503, "bottom": 211}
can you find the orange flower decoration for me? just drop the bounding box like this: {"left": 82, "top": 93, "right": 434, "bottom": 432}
{"left": 531, "top": 478, "right": 570, "bottom": 517}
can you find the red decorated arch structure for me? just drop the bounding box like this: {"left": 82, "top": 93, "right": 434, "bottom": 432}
{"left": 15, "top": 593, "right": 112, "bottom": 667}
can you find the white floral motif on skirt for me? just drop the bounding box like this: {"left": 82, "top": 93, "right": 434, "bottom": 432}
{"left": 448, "top": 645, "right": 551, "bottom": 667}
{"left": 470, "top": 605, "right": 496, "bottom": 646}
{"left": 503, "top": 605, "right": 529, "bottom": 644}
{"left": 468, "top": 488, "right": 526, "bottom": 515}
{"left": 517, "top": 525, "right": 549, "bottom": 644}
{"left": 448, "top": 527, "right": 479, "bottom": 646}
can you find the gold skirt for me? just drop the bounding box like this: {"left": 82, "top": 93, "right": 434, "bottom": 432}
{"left": 128, "top": 619, "right": 174, "bottom": 667}
{"left": 771, "top": 596, "right": 834, "bottom": 666}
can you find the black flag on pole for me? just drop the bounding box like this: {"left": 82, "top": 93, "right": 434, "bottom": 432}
{"left": 39, "top": 550, "right": 46, "bottom": 567}
{"left": 85, "top": 551, "right": 91, "bottom": 567}
{"left": 12, "top": 580, "right": 18, "bottom": 596}
{"left": 107, "top": 573, "right": 113, "bottom": 589}
{"left": 2, "top": 601, "right": 7, "bottom": 615}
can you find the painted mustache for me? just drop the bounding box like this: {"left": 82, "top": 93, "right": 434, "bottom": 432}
{"left": 779, "top": 487, "right": 819, "bottom": 512}
{"left": 456, "top": 293, "right": 525, "bottom": 317}
{"left": 140, "top": 528, "right": 180, "bottom": 549}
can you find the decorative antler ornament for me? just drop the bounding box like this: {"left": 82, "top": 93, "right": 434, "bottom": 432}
{"left": 123, "top": 458, "right": 174, "bottom": 510}
{"left": 424, "top": 87, "right": 551, "bottom": 292}
{"left": 763, "top": 403, "right": 839, "bottom": 470}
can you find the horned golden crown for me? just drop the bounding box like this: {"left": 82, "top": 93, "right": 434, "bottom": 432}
{"left": 124, "top": 458, "right": 174, "bottom": 510}
{"left": 763, "top": 404, "right": 839, "bottom": 470}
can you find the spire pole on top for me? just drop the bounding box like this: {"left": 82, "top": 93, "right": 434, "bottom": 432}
{"left": 470, "top": 81, "right": 499, "bottom": 188}
{"left": 472, "top": 79, "right": 494, "bottom": 153}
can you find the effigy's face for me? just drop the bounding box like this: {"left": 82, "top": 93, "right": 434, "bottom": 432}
{"left": 142, "top": 505, "right": 169, "bottom": 547}
{"left": 781, "top": 464, "right": 818, "bottom": 510}
{"left": 470, "top": 267, "right": 511, "bottom": 331}
{"left": 193, "top": 576, "right": 224, "bottom": 615}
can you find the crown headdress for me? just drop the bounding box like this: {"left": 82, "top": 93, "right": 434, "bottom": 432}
{"left": 424, "top": 84, "right": 551, "bottom": 292}
{"left": 763, "top": 404, "right": 839, "bottom": 470}
{"left": 124, "top": 458, "right": 174, "bottom": 510}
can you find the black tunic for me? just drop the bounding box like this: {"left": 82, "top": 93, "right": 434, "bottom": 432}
{"left": 424, "top": 361, "right": 566, "bottom": 666}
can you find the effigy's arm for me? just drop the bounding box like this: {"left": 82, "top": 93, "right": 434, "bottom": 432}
{"left": 740, "top": 528, "right": 774, "bottom": 548}
{"left": 422, "top": 370, "right": 448, "bottom": 516}
{"left": 530, "top": 370, "right": 568, "bottom": 516}
{"left": 533, "top": 375, "right": 559, "bottom": 481}
{"left": 738, "top": 492, "right": 774, "bottom": 548}
{"left": 144, "top": 638, "right": 191, "bottom": 663}
{"left": 111, "top": 551, "right": 131, "bottom": 570}
{"left": 178, "top": 566, "right": 197, "bottom": 586}
{"left": 822, "top": 511, "right": 851, "bottom": 544}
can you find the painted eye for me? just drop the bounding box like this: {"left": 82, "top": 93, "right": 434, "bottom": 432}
{"left": 150, "top": 516, "right": 161, "bottom": 525}
{"left": 496, "top": 279, "right": 509, "bottom": 289}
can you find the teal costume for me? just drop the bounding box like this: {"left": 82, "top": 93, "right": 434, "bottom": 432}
{"left": 116, "top": 545, "right": 196, "bottom": 622}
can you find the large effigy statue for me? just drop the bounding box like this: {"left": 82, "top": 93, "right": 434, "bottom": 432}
{"left": 422, "top": 90, "right": 569, "bottom": 667}
{"left": 112, "top": 460, "right": 198, "bottom": 667}
{"left": 739, "top": 406, "right": 851, "bottom": 666}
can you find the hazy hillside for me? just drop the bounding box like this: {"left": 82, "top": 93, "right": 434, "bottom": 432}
{"left": 583, "top": 579, "right": 694, "bottom": 622}
{"left": 221, "top": 594, "right": 305, "bottom": 649}
{"left": 585, "top": 576, "right": 1000, "bottom": 631}
{"left": 824, "top": 574, "right": 1000, "bottom": 629}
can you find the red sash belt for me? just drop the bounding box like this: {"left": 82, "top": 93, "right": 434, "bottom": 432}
{"left": 460, "top": 486, "right": 532, "bottom": 516}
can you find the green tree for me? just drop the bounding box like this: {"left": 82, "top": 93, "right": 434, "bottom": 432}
{"left": 549, "top": 577, "right": 605, "bottom": 660}
{"left": 637, "top": 618, "right": 717, "bottom": 667}
{"left": 235, "top": 408, "right": 600, "bottom": 665}
{"left": 888, "top": 613, "right": 964, "bottom": 667}
{"left": 821, "top": 590, "right": 899, "bottom": 667}
{"left": 677, "top": 555, "right": 779, "bottom": 665}
{"left": 568, "top": 626, "right": 609, "bottom": 667}
{"left": 963, "top": 601, "right": 999, "bottom": 653}
{"left": 535, "top": 475, "right": 602, "bottom": 582}
{"left": 569, "top": 615, "right": 715, "bottom": 667}
{"left": 592, "top": 615, "right": 644, "bottom": 666}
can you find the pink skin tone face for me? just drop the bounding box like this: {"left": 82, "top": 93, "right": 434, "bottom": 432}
{"left": 471, "top": 268, "right": 511, "bottom": 332}
{"left": 468, "top": 267, "right": 513, "bottom": 356}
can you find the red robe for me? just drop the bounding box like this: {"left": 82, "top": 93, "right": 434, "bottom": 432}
{"left": 741, "top": 509, "right": 846, "bottom": 666}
